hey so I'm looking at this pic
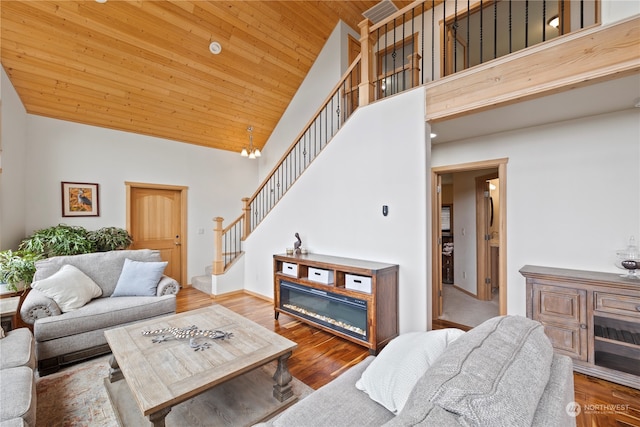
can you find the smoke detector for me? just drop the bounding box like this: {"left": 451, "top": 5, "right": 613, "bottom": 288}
{"left": 209, "top": 41, "right": 222, "bottom": 55}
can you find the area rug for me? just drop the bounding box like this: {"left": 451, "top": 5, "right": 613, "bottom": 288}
{"left": 36, "top": 355, "right": 313, "bottom": 427}
{"left": 36, "top": 355, "right": 116, "bottom": 427}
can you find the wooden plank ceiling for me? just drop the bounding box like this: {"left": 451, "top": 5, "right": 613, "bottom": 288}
{"left": 1, "top": 0, "right": 410, "bottom": 153}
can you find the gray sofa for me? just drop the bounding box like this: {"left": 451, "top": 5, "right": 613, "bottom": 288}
{"left": 0, "top": 328, "right": 37, "bottom": 427}
{"left": 20, "top": 249, "right": 179, "bottom": 376}
{"left": 260, "top": 315, "right": 575, "bottom": 427}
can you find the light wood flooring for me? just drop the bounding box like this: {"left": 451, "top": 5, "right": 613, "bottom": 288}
{"left": 178, "top": 286, "right": 640, "bottom": 425}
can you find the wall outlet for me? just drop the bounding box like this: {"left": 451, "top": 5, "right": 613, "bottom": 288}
{"left": 462, "top": 271, "right": 467, "bottom": 279}
{"left": 198, "top": 228, "right": 204, "bottom": 235}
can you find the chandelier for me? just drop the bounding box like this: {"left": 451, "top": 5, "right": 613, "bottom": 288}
{"left": 240, "top": 126, "right": 261, "bottom": 159}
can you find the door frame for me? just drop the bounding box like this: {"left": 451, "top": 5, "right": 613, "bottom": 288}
{"left": 431, "top": 158, "right": 508, "bottom": 322}
{"left": 125, "top": 181, "right": 188, "bottom": 286}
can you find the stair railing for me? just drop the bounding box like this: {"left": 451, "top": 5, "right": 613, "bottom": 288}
{"left": 243, "top": 55, "right": 362, "bottom": 238}
{"left": 212, "top": 214, "right": 244, "bottom": 274}
{"left": 212, "top": 55, "right": 362, "bottom": 274}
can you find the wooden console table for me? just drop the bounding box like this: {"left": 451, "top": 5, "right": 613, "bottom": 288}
{"left": 273, "top": 253, "right": 398, "bottom": 354}
{"left": 521, "top": 265, "right": 640, "bottom": 389}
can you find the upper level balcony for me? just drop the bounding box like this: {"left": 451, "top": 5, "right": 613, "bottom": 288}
{"left": 352, "top": 0, "right": 639, "bottom": 140}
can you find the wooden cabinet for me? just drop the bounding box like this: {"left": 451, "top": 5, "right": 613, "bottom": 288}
{"left": 521, "top": 265, "right": 640, "bottom": 389}
{"left": 273, "top": 253, "right": 399, "bottom": 354}
{"left": 530, "top": 283, "right": 588, "bottom": 361}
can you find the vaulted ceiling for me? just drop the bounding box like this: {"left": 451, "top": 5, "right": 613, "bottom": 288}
{"left": 1, "top": 1, "right": 411, "bottom": 153}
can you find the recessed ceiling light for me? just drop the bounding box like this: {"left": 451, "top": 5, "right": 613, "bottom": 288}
{"left": 95, "top": 0, "right": 107, "bottom": 3}
{"left": 209, "top": 42, "right": 222, "bottom": 55}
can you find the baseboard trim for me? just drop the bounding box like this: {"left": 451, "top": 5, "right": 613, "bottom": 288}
{"left": 210, "top": 289, "right": 273, "bottom": 304}
{"left": 242, "top": 289, "right": 273, "bottom": 303}
{"left": 211, "top": 289, "right": 245, "bottom": 299}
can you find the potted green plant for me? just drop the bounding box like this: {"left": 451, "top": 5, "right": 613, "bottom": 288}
{"left": 19, "top": 224, "right": 95, "bottom": 257}
{"left": 0, "top": 250, "right": 41, "bottom": 292}
{"left": 87, "top": 227, "right": 133, "bottom": 252}
{"left": 2, "top": 224, "right": 132, "bottom": 293}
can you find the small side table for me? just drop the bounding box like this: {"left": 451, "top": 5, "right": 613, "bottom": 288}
{"left": 0, "top": 296, "right": 20, "bottom": 333}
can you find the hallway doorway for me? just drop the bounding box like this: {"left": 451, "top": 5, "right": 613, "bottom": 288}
{"left": 431, "top": 159, "right": 507, "bottom": 328}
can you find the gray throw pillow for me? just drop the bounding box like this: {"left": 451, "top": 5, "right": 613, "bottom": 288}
{"left": 111, "top": 258, "right": 167, "bottom": 297}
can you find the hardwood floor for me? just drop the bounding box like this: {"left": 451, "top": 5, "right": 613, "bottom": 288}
{"left": 574, "top": 373, "right": 640, "bottom": 427}
{"left": 178, "top": 287, "right": 640, "bottom": 425}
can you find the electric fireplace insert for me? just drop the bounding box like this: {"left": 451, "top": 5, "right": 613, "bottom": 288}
{"left": 278, "top": 280, "right": 368, "bottom": 341}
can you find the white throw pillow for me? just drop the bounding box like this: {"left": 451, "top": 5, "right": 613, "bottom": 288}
{"left": 31, "top": 264, "right": 102, "bottom": 312}
{"left": 356, "top": 328, "right": 465, "bottom": 414}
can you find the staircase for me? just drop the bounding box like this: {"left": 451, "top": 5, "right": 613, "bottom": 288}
{"left": 191, "top": 264, "right": 213, "bottom": 294}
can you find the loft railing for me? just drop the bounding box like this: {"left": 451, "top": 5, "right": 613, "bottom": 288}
{"left": 362, "top": 0, "right": 597, "bottom": 99}
{"left": 213, "top": 0, "right": 596, "bottom": 274}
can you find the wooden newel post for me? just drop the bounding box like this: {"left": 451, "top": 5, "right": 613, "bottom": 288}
{"left": 213, "top": 217, "right": 224, "bottom": 275}
{"left": 242, "top": 197, "right": 251, "bottom": 240}
{"left": 358, "top": 19, "right": 374, "bottom": 107}
{"left": 408, "top": 53, "right": 422, "bottom": 87}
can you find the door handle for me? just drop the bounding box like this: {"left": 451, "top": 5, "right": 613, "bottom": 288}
{"left": 175, "top": 242, "right": 181, "bottom": 246}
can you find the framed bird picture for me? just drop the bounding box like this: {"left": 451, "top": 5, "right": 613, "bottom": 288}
{"left": 61, "top": 182, "right": 100, "bottom": 217}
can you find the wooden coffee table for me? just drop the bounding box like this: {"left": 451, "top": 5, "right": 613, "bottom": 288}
{"left": 104, "top": 305, "right": 298, "bottom": 427}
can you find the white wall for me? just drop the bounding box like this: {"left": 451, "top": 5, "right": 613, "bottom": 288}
{"left": 244, "top": 88, "right": 430, "bottom": 334}
{"left": 258, "top": 21, "right": 359, "bottom": 181}
{"left": 19, "top": 115, "right": 257, "bottom": 282}
{"left": 432, "top": 108, "right": 640, "bottom": 317}
{"left": 601, "top": 0, "right": 640, "bottom": 25}
{"left": 0, "top": 67, "right": 28, "bottom": 250}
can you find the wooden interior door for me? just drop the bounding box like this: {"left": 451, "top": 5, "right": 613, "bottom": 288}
{"left": 437, "top": 174, "right": 444, "bottom": 317}
{"left": 476, "top": 172, "right": 498, "bottom": 301}
{"left": 127, "top": 183, "right": 187, "bottom": 284}
{"left": 432, "top": 173, "right": 444, "bottom": 318}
